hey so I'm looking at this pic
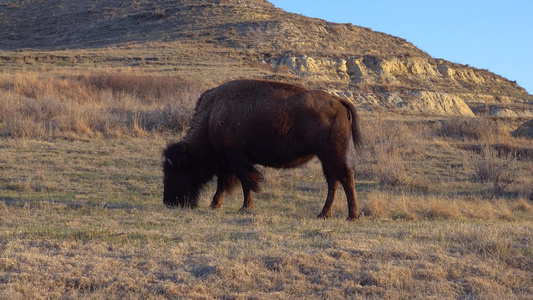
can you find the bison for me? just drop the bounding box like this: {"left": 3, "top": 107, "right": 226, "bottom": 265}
{"left": 163, "top": 79, "right": 361, "bottom": 220}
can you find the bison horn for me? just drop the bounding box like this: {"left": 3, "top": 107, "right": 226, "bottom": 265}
{"left": 166, "top": 158, "right": 174, "bottom": 168}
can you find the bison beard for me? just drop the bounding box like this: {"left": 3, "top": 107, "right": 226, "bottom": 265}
{"left": 163, "top": 79, "right": 361, "bottom": 220}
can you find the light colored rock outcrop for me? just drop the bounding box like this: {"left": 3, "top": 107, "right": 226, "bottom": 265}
{"left": 270, "top": 55, "right": 495, "bottom": 85}
{"left": 274, "top": 56, "right": 350, "bottom": 81}
{"left": 278, "top": 56, "right": 320, "bottom": 74}
{"left": 329, "top": 89, "right": 474, "bottom": 116}
{"left": 406, "top": 91, "right": 474, "bottom": 116}
{"left": 460, "top": 93, "right": 524, "bottom": 104}
{"left": 265, "top": 54, "right": 530, "bottom": 116}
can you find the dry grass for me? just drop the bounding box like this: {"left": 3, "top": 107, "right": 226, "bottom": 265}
{"left": 434, "top": 115, "right": 533, "bottom": 196}
{"left": 1, "top": 131, "right": 532, "bottom": 299}
{"left": 354, "top": 115, "right": 428, "bottom": 189}
{"left": 360, "top": 190, "right": 525, "bottom": 221}
{"left": 352, "top": 114, "right": 533, "bottom": 199}
{"left": 0, "top": 71, "right": 205, "bottom": 139}
{"left": 0, "top": 70, "right": 532, "bottom": 298}
{"left": 438, "top": 116, "right": 510, "bottom": 141}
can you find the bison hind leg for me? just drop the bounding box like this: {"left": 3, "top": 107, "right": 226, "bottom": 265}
{"left": 318, "top": 155, "right": 359, "bottom": 221}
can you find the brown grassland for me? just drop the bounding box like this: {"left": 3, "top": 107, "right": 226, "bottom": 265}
{"left": 1, "top": 70, "right": 533, "bottom": 299}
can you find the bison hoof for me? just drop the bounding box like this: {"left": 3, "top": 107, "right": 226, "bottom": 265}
{"left": 317, "top": 213, "right": 332, "bottom": 219}
{"left": 346, "top": 215, "right": 359, "bottom": 222}
{"left": 210, "top": 203, "right": 222, "bottom": 209}
{"left": 238, "top": 207, "right": 254, "bottom": 214}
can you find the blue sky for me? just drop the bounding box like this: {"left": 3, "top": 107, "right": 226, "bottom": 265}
{"left": 269, "top": 0, "right": 533, "bottom": 94}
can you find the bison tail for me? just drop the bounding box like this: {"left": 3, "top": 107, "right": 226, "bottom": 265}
{"left": 341, "top": 99, "right": 362, "bottom": 150}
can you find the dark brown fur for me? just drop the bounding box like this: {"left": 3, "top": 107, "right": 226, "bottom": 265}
{"left": 163, "top": 79, "right": 361, "bottom": 220}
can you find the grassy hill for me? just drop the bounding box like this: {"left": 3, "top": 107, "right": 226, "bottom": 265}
{"left": 0, "top": 0, "right": 422, "bottom": 56}
{"left": 1, "top": 0, "right": 531, "bottom": 116}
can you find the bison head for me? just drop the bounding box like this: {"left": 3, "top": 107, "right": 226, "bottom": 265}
{"left": 162, "top": 142, "right": 200, "bottom": 208}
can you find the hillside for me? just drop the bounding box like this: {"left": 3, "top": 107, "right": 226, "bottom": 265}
{"left": 1, "top": 0, "right": 531, "bottom": 116}
{"left": 0, "top": 0, "right": 422, "bottom": 55}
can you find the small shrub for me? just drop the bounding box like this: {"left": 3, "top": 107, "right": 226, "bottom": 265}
{"left": 471, "top": 145, "right": 518, "bottom": 192}
{"left": 514, "top": 198, "right": 533, "bottom": 212}
{"left": 374, "top": 150, "right": 411, "bottom": 187}
{"left": 439, "top": 116, "right": 510, "bottom": 142}
{"left": 361, "top": 192, "right": 387, "bottom": 218}
{"left": 517, "top": 162, "right": 533, "bottom": 200}
{"left": 149, "top": 102, "right": 195, "bottom": 132}
{"left": 354, "top": 116, "right": 423, "bottom": 187}
{"left": 419, "top": 198, "right": 461, "bottom": 220}
{"left": 329, "top": 24, "right": 344, "bottom": 34}
{"left": 153, "top": 8, "right": 166, "bottom": 18}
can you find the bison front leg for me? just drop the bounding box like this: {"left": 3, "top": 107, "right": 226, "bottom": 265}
{"left": 240, "top": 183, "right": 254, "bottom": 211}
{"left": 239, "top": 168, "right": 263, "bottom": 211}
{"left": 210, "top": 177, "right": 226, "bottom": 209}
{"left": 238, "top": 170, "right": 264, "bottom": 212}
{"left": 227, "top": 153, "right": 262, "bottom": 212}
{"left": 211, "top": 174, "right": 239, "bottom": 209}
{"left": 340, "top": 168, "right": 359, "bottom": 221}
